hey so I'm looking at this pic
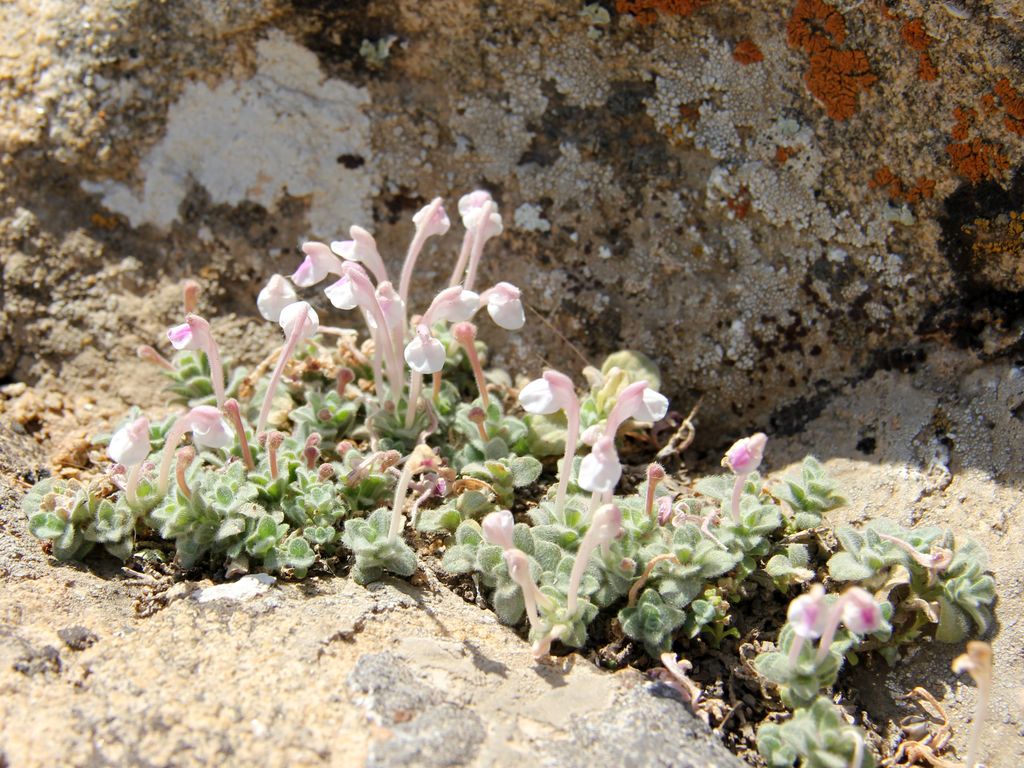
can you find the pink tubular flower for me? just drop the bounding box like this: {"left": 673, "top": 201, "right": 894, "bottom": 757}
{"left": 257, "top": 274, "right": 298, "bottom": 322}
{"left": 605, "top": 380, "right": 670, "bottom": 438}
{"left": 482, "top": 510, "right": 515, "bottom": 550}
{"left": 504, "top": 548, "right": 553, "bottom": 635}
{"left": 324, "top": 273, "right": 358, "bottom": 310}
{"left": 814, "top": 585, "right": 885, "bottom": 663}
{"left": 787, "top": 584, "right": 828, "bottom": 640}
{"left": 370, "top": 281, "right": 405, "bottom": 334}
{"left": 723, "top": 433, "right": 768, "bottom": 475}
{"left": 723, "top": 432, "right": 768, "bottom": 524}
{"left": 519, "top": 370, "right": 581, "bottom": 518}
{"left": 109, "top": 415, "right": 151, "bottom": 508}
{"left": 255, "top": 301, "right": 318, "bottom": 435}
{"left": 422, "top": 285, "right": 481, "bottom": 326}
{"left": 187, "top": 405, "right": 233, "bottom": 450}
{"left": 404, "top": 324, "right": 446, "bottom": 374}
{"left": 108, "top": 416, "right": 151, "bottom": 466}
{"left": 839, "top": 586, "right": 884, "bottom": 635}
{"left": 398, "top": 197, "right": 451, "bottom": 303}
{"left": 292, "top": 241, "right": 343, "bottom": 288}
{"left": 480, "top": 282, "right": 525, "bottom": 331}
{"left": 578, "top": 435, "right": 622, "bottom": 495}
{"left": 463, "top": 199, "right": 503, "bottom": 291}
{"left": 166, "top": 314, "right": 226, "bottom": 408}
{"left": 156, "top": 406, "right": 233, "bottom": 495}
{"left": 331, "top": 225, "right": 388, "bottom": 284}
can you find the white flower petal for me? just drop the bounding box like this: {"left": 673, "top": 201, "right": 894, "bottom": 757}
{"left": 633, "top": 389, "right": 669, "bottom": 422}
{"left": 278, "top": 301, "right": 319, "bottom": 341}
{"left": 324, "top": 276, "right": 359, "bottom": 310}
{"left": 404, "top": 335, "right": 446, "bottom": 374}
{"left": 487, "top": 295, "right": 525, "bottom": 330}
{"left": 108, "top": 417, "right": 151, "bottom": 465}
{"left": 256, "top": 274, "right": 298, "bottom": 322}
{"left": 518, "top": 378, "right": 558, "bottom": 415}
{"left": 577, "top": 438, "right": 621, "bottom": 494}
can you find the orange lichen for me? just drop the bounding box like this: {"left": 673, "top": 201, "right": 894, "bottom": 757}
{"left": 899, "top": 19, "right": 937, "bottom": 81}
{"left": 917, "top": 51, "right": 937, "bottom": 82}
{"left": 788, "top": 0, "right": 846, "bottom": 52}
{"left": 980, "top": 93, "right": 998, "bottom": 114}
{"left": 775, "top": 145, "right": 798, "bottom": 164}
{"left": 946, "top": 139, "right": 1008, "bottom": 185}
{"left": 805, "top": 48, "right": 878, "bottom": 121}
{"left": 950, "top": 106, "right": 976, "bottom": 142}
{"left": 726, "top": 185, "right": 752, "bottom": 219}
{"left": 787, "top": 0, "right": 876, "bottom": 121}
{"left": 993, "top": 78, "right": 1024, "bottom": 136}
{"left": 869, "top": 167, "right": 935, "bottom": 205}
{"left": 615, "top": 0, "right": 710, "bottom": 24}
{"left": 905, "top": 177, "right": 935, "bottom": 204}
{"left": 732, "top": 39, "right": 764, "bottom": 65}
{"left": 869, "top": 165, "right": 903, "bottom": 198}
{"left": 899, "top": 19, "right": 929, "bottom": 51}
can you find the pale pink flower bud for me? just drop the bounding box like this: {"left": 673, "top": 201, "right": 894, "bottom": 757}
{"left": 404, "top": 324, "right": 446, "bottom": 374}
{"left": 188, "top": 406, "right": 233, "bottom": 450}
{"left": 578, "top": 435, "right": 622, "bottom": 494}
{"left": 108, "top": 416, "right": 151, "bottom": 466}
{"left": 657, "top": 496, "right": 674, "bottom": 525}
{"left": 723, "top": 433, "right": 768, "bottom": 475}
{"left": 483, "top": 281, "right": 525, "bottom": 331}
{"left": 787, "top": 584, "right": 828, "bottom": 640}
{"left": 459, "top": 191, "right": 503, "bottom": 239}
{"left": 412, "top": 197, "right": 451, "bottom": 239}
{"left": 368, "top": 281, "right": 404, "bottom": 332}
{"left": 257, "top": 274, "right": 298, "bottom": 322}
{"left": 291, "top": 241, "right": 343, "bottom": 288}
{"left": 482, "top": 510, "right": 515, "bottom": 550}
{"left": 840, "top": 586, "right": 884, "bottom": 635}
{"left": 503, "top": 548, "right": 532, "bottom": 584}
{"left": 278, "top": 301, "right": 319, "bottom": 342}
{"left": 580, "top": 424, "right": 603, "bottom": 447}
{"left": 589, "top": 503, "right": 623, "bottom": 548}
{"left": 458, "top": 190, "right": 493, "bottom": 228}
{"left": 331, "top": 225, "right": 388, "bottom": 284}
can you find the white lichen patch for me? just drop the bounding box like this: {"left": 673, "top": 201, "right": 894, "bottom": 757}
{"left": 514, "top": 202, "right": 551, "bottom": 233}
{"left": 82, "top": 31, "right": 375, "bottom": 235}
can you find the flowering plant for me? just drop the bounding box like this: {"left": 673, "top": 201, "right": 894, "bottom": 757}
{"left": 18, "top": 188, "right": 996, "bottom": 768}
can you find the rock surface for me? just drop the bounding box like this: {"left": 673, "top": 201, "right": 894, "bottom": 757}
{"left": 1, "top": 2, "right": 1023, "bottom": 767}
{"left": 1, "top": 0, "right": 1022, "bottom": 436}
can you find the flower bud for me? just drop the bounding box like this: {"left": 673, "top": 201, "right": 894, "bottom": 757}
{"left": 482, "top": 510, "right": 515, "bottom": 550}
{"left": 723, "top": 433, "right": 768, "bottom": 475}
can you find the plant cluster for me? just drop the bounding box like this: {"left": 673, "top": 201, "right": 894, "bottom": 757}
{"left": 19, "top": 189, "right": 996, "bottom": 768}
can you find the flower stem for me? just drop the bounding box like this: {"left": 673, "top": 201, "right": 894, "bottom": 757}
{"left": 125, "top": 462, "right": 143, "bottom": 507}
{"left": 405, "top": 371, "right": 423, "bottom": 430}
{"left": 256, "top": 312, "right": 307, "bottom": 436}
{"left": 554, "top": 402, "right": 580, "bottom": 520}
{"left": 729, "top": 472, "right": 747, "bottom": 524}
{"left": 157, "top": 416, "right": 193, "bottom": 496}
{"left": 223, "top": 399, "right": 254, "bottom": 470}
{"left": 388, "top": 455, "right": 417, "bottom": 540}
